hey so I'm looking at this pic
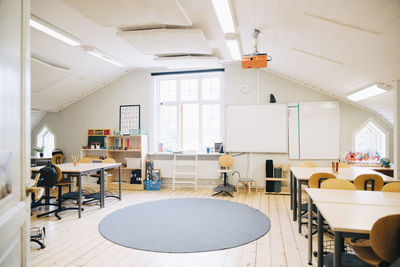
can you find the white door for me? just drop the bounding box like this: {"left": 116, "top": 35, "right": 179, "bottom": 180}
{"left": 0, "top": 0, "right": 30, "bottom": 266}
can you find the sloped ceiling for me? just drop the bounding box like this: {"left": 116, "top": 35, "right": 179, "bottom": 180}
{"left": 31, "top": 0, "right": 400, "bottom": 126}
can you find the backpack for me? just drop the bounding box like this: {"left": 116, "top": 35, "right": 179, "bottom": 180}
{"left": 37, "top": 163, "right": 58, "bottom": 187}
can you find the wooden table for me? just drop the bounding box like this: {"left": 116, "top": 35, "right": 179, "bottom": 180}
{"left": 289, "top": 166, "right": 398, "bottom": 233}
{"left": 305, "top": 188, "right": 400, "bottom": 267}
{"left": 31, "top": 162, "right": 122, "bottom": 218}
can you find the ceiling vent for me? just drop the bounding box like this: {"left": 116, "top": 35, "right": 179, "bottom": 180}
{"left": 118, "top": 28, "right": 213, "bottom": 55}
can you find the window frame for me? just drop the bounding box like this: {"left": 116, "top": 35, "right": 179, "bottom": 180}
{"left": 352, "top": 118, "right": 388, "bottom": 158}
{"left": 35, "top": 124, "right": 56, "bottom": 157}
{"left": 152, "top": 72, "right": 224, "bottom": 153}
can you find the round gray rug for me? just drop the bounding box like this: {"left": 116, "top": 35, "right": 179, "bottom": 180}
{"left": 98, "top": 198, "right": 271, "bottom": 253}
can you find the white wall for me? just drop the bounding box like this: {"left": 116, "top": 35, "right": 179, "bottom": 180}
{"left": 32, "top": 64, "right": 393, "bottom": 187}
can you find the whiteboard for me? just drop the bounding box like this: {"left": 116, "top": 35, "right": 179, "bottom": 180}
{"left": 225, "top": 104, "right": 288, "bottom": 153}
{"left": 289, "top": 101, "right": 340, "bottom": 159}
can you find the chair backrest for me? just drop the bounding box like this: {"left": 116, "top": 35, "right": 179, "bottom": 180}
{"left": 370, "top": 214, "right": 400, "bottom": 264}
{"left": 308, "top": 173, "right": 336, "bottom": 188}
{"left": 354, "top": 174, "right": 384, "bottom": 191}
{"left": 321, "top": 179, "right": 356, "bottom": 190}
{"left": 102, "top": 158, "right": 116, "bottom": 163}
{"left": 79, "top": 157, "right": 92, "bottom": 163}
{"left": 338, "top": 162, "right": 350, "bottom": 168}
{"left": 218, "top": 155, "right": 234, "bottom": 168}
{"left": 51, "top": 154, "right": 63, "bottom": 165}
{"left": 299, "top": 162, "right": 318, "bottom": 167}
{"left": 55, "top": 166, "right": 62, "bottom": 182}
{"left": 382, "top": 183, "right": 400, "bottom": 192}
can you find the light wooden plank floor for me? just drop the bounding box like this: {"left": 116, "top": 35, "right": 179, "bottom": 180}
{"left": 31, "top": 188, "right": 317, "bottom": 267}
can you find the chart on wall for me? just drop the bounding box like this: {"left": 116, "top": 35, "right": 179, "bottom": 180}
{"left": 119, "top": 105, "right": 140, "bottom": 134}
{"left": 288, "top": 101, "right": 340, "bottom": 159}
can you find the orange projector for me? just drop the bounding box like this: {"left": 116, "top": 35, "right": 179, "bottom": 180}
{"left": 241, "top": 54, "right": 269, "bottom": 69}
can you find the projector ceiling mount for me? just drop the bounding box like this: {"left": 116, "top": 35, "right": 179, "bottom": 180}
{"left": 241, "top": 29, "right": 272, "bottom": 69}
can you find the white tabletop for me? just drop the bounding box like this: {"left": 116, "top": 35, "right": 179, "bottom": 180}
{"left": 315, "top": 202, "right": 400, "bottom": 233}
{"left": 290, "top": 166, "right": 396, "bottom": 182}
{"left": 31, "top": 162, "right": 121, "bottom": 173}
{"left": 306, "top": 188, "right": 400, "bottom": 207}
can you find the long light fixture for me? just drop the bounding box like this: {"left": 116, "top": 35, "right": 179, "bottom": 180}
{"left": 30, "top": 15, "right": 81, "bottom": 46}
{"left": 226, "top": 39, "right": 241, "bottom": 60}
{"left": 347, "top": 84, "right": 389, "bottom": 102}
{"left": 211, "top": 0, "right": 236, "bottom": 34}
{"left": 85, "top": 47, "right": 127, "bottom": 67}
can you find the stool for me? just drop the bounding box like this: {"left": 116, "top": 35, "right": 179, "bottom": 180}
{"left": 236, "top": 178, "right": 257, "bottom": 194}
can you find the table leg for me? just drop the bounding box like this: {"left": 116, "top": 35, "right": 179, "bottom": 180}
{"left": 100, "top": 169, "right": 105, "bottom": 208}
{"left": 308, "top": 196, "right": 313, "bottom": 265}
{"left": 119, "top": 165, "right": 122, "bottom": 201}
{"left": 334, "top": 232, "right": 343, "bottom": 267}
{"left": 78, "top": 174, "right": 82, "bottom": 218}
{"left": 293, "top": 176, "right": 297, "bottom": 221}
{"left": 298, "top": 180, "right": 302, "bottom": 233}
{"left": 290, "top": 171, "right": 293, "bottom": 210}
{"left": 317, "top": 210, "right": 323, "bottom": 267}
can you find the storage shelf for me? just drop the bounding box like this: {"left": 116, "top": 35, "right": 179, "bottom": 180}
{"left": 107, "top": 182, "right": 143, "bottom": 190}
{"left": 107, "top": 149, "right": 140, "bottom": 152}
{"left": 122, "top": 167, "right": 142, "bottom": 170}
{"left": 81, "top": 149, "right": 107, "bottom": 151}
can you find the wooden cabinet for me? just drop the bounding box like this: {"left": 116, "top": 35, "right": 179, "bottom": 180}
{"left": 106, "top": 135, "right": 148, "bottom": 190}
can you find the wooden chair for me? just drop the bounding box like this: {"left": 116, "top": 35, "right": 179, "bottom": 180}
{"left": 300, "top": 173, "right": 337, "bottom": 236}
{"left": 79, "top": 157, "right": 93, "bottom": 163}
{"left": 308, "top": 173, "right": 336, "bottom": 188}
{"left": 321, "top": 179, "right": 356, "bottom": 190}
{"left": 351, "top": 214, "right": 400, "bottom": 266}
{"left": 338, "top": 162, "right": 350, "bottom": 168}
{"left": 236, "top": 178, "right": 258, "bottom": 195}
{"left": 354, "top": 174, "right": 384, "bottom": 191}
{"left": 381, "top": 182, "right": 400, "bottom": 192}
{"left": 299, "top": 162, "right": 318, "bottom": 167}
{"left": 51, "top": 154, "right": 63, "bottom": 164}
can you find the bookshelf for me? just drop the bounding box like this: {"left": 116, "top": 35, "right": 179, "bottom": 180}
{"left": 106, "top": 135, "right": 148, "bottom": 190}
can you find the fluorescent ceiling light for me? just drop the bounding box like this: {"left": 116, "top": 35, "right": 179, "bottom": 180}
{"left": 85, "top": 47, "right": 127, "bottom": 67}
{"left": 211, "top": 0, "right": 236, "bottom": 33}
{"left": 30, "top": 15, "right": 81, "bottom": 46}
{"left": 226, "top": 39, "right": 241, "bottom": 60}
{"left": 347, "top": 84, "right": 388, "bottom": 102}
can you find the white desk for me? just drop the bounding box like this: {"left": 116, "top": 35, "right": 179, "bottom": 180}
{"left": 289, "top": 166, "right": 398, "bottom": 233}
{"left": 305, "top": 188, "right": 400, "bottom": 267}
{"left": 31, "top": 162, "right": 121, "bottom": 218}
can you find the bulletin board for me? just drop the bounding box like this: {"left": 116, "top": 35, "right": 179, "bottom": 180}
{"left": 119, "top": 105, "right": 140, "bottom": 134}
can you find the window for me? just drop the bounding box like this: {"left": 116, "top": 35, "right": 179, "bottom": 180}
{"left": 36, "top": 125, "right": 55, "bottom": 157}
{"left": 353, "top": 120, "right": 387, "bottom": 160}
{"left": 154, "top": 74, "right": 223, "bottom": 152}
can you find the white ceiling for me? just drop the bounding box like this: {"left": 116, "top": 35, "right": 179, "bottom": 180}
{"left": 31, "top": 0, "right": 400, "bottom": 126}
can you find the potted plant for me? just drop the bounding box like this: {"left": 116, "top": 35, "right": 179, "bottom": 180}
{"left": 34, "top": 146, "right": 45, "bottom": 157}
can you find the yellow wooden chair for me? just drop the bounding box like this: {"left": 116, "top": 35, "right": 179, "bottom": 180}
{"left": 321, "top": 179, "right": 356, "bottom": 190}
{"left": 308, "top": 173, "right": 336, "bottom": 188}
{"left": 354, "top": 174, "right": 384, "bottom": 191}
{"left": 299, "top": 162, "right": 318, "bottom": 167}
{"left": 351, "top": 214, "right": 400, "bottom": 266}
{"left": 338, "top": 162, "right": 350, "bottom": 168}
{"left": 51, "top": 154, "right": 64, "bottom": 164}
{"left": 79, "top": 157, "right": 93, "bottom": 163}
{"left": 382, "top": 183, "right": 400, "bottom": 192}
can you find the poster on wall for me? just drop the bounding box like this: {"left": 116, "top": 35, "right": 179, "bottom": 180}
{"left": 0, "top": 151, "right": 12, "bottom": 200}
{"left": 119, "top": 105, "right": 140, "bottom": 134}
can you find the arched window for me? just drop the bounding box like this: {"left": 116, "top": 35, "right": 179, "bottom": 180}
{"left": 36, "top": 125, "right": 55, "bottom": 157}
{"left": 354, "top": 120, "right": 387, "bottom": 159}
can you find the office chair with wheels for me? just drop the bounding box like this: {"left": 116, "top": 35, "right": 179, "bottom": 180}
{"left": 36, "top": 165, "right": 83, "bottom": 220}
